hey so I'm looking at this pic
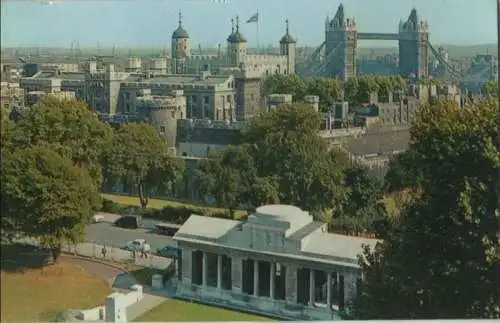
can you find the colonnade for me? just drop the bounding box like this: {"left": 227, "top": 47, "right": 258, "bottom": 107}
{"left": 186, "top": 250, "right": 357, "bottom": 310}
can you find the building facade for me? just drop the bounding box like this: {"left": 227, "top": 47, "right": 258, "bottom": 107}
{"left": 170, "top": 14, "right": 296, "bottom": 78}
{"left": 173, "top": 204, "right": 378, "bottom": 320}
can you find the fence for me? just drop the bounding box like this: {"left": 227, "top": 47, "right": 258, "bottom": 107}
{"left": 18, "top": 238, "right": 173, "bottom": 271}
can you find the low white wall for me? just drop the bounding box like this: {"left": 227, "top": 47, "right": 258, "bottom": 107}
{"left": 78, "top": 306, "right": 105, "bottom": 321}
{"left": 121, "top": 284, "right": 144, "bottom": 307}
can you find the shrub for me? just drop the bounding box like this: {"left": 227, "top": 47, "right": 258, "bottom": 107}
{"left": 163, "top": 261, "right": 176, "bottom": 283}
{"left": 100, "top": 198, "right": 123, "bottom": 213}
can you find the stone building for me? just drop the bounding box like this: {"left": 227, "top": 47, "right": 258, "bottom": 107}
{"left": 0, "top": 82, "right": 24, "bottom": 109}
{"left": 136, "top": 89, "right": 187, "bottom": 151}
{"left": 170, "top": 13, "right": 296, "bottom": 78}
{"left": 174, "top": 204, "right": 378, "bottom": 320}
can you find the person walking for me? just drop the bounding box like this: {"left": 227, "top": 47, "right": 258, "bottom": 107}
{"left": 101, "top": 246, "right": 107, "bottom": 259}
{"left": 142, "top": 243, "right": 151, "bottom": 259}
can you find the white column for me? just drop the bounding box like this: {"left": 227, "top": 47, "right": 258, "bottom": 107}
{"left": 253, "top": 260, "right": 259, "bottom": 296}
{"left": 202, "top": 252, "right": 208, "bottom": 287}
{"left": 217, "top": 254, "right": 222, "bottom": 289}
{"left": 326, "top": 272, "right": 332, "bottom": 308}
{"left": 270, "top": 262, "right": 276, "bottom": 299}
{"left": 309, "top": 269, "right": 315, "bottom": 306}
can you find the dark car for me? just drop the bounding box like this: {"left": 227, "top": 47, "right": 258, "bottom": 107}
{"left": 114, "top": 215, "right": 143, "bottom": 229}
{"left": 156, "top": 244, "right": 180, "bottom": 259}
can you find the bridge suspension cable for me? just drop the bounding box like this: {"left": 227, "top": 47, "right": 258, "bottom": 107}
{"left": 309, "top": 42, "right": 342, "bottom": 77}
{"left": 428, "top": 43, "right": 464, "bottom": 80}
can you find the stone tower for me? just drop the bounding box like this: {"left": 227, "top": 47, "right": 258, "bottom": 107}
{"left": 324, "top": 3, "right": 357, "bottom": 80}
{"left": 279, "top": 19, "right": 296, "bottom": 75}
{"left": 398, "top": 8, "right": 429, "bottom": 80}
{"left": 227, "top": 16, "right": 247, "bottom": 67}
{"left": 171, "top": 11, "right": 190, "bottom": 74}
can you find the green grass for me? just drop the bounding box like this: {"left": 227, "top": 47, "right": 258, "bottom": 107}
{"left": 1, "top": 244, "right": 111, "bottom": 322}
{"left": 135, "top": 299, "right": 272, "bottom": 321}
{"left": 101, "top": 193, "right": 247, "bottom": 219}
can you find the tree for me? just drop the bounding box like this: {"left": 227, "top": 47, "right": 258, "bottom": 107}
{"left": 343, "top": 165, "right": 384, "bottom": 215}
{"left": 261, "top": 74, "right": 308, "bottom": 101}
{"left": 11, "top": 97, "right": 112, "bottom": 206}
{"left": 197, "top": 145, "right": 256, "bottom": 218}
{"left": 480, "top": 80, "right": 498, "bottom": 97}
{"left": 1, "top": 144, "right": 96, "bottom": 262}
{"left": 384, "top": 149, "right": 425, "bottom": 193}
{"left": 353, "top": 99, "right": 500, "bottom": 319}
{"left": 244, "top": 103, "right": 347, "bottom": 213}
{"left": 306, "top": 77, "right": 342, "bottom": 112}
{"left": 103, "top": 123, "right": 184, "bottom": 208}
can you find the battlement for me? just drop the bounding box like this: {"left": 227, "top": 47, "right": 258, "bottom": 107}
{"left": 188, "top": 55, "right": 221, "bottom": 61}
{"left": 177, "top": 118, "right": 245, "bottom": 130}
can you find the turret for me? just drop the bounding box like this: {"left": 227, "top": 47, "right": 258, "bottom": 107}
{"left": 227, "top": 16, "right": 247, "bottom": 67}
{"left": 279, "top": 19, "right": 296, "bottom": 74}
{"left": 171, "top": 11, "right": 190, "bottom": 74}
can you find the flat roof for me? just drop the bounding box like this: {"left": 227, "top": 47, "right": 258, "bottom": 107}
{"left": 125, "top": 74, "right": 230, "bottom": 86}
{"left": 301, "top": 232, "right": 379, "bottom": 261}
{"left": 175, "top": 215, "right": 240, "bottom": 240}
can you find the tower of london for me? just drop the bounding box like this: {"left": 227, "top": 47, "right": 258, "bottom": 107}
{"left": 170, "top": 13, "right": 296, "bottom": 77}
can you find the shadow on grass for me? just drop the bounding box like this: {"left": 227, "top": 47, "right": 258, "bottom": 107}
{"left": 129, "top": 267, "right": 162, "bottom": 286}
{"left": 0, "top": 243, "right": 52, "bottom": 272}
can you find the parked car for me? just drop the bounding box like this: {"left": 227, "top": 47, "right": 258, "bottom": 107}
{"left": 156, "top": 244, "right": 180, "bottom": 259}
{"left": 114, "top": 214, "right": 142, "bottom": 229}
{"left": 91, "top": 214, "right": 104, "bottom": 223}
{"left": 122, "top": 239, "right": 146, "bottom": 251}
{"left": 155, "top": 223, "right": 181, "bottom": 236}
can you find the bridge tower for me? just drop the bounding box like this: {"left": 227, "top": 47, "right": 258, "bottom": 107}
{"left": 325, "top": 3, "right": 357, "bottom": 80}
{"left": 398, "top": 8, "right": 429, "bottom": 80}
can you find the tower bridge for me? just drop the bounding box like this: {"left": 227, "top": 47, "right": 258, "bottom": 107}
{"left": 303, "top": 4, "right": 437, "bottom": 80}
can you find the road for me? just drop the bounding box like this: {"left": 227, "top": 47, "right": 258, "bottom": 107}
{"left": 85, "top": 222, "right": 173, "bottom": 252}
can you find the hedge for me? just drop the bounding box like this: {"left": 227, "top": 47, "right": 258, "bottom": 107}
{"left": 99, "top": 198, "right": 242, "bottom": 225}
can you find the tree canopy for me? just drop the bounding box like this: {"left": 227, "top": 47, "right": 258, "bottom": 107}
{"left": 1, "top": 143, "right": 96, "bottom": 261}
{"left": 261, "top": 74, "right": 408, "bottom": 111}
{"left": 353, "top": 99, "right": 500, "bottom": 319}
{"left": 197, "top": 103, "right": 347, "bottom": 215}
{"left": 10, "top": 97, "right": 112, "bottom": 196}
{"left": 103, "top": 123, "right": 184, "bottom": 208}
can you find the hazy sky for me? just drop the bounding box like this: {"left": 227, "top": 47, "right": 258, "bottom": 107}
{"left": 1, "top": 0, "right": 497, "bottom": 48}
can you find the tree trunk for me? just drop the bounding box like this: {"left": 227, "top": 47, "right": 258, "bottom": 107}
{"left": 229, "top": 207, "right": 235, "bottom": 219}
{"left": 51, "top": 245, "right": 61, "bottom": 263}
{"left": 138, "top": 182, "right": 149, "bottom": 209}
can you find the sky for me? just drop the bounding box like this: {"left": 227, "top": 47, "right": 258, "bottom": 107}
{"left": 0, "top": 0, "right": 497, "bottom": 48}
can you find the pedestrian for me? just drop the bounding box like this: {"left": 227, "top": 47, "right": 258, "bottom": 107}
{"left": 142, "top": 243, "right": 151, "bottom": 259}
{"left": 101, "top": 246, "right": 107, "bottom": 259}
{"left": 132, "top": 249, "right": 136, "bottom": 260}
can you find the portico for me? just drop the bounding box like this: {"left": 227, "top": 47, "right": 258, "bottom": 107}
{"left": 173, "top": 205, "right": 378, "bottom": 320}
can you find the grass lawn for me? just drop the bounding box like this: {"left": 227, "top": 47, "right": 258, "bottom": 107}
{"left": 1, "top": 245, "right": 111, "bottom": 321}
{"left": 101, "top": 193, "right": 247, "bottom": 219}
{"left": 135, "top": 299, "right": 272, "bottom": 321}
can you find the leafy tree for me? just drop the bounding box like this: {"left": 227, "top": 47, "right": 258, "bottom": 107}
{"left": 384, "top": 149, "right": 425, "bottom": 193}
{"left": 1, "top": 144, "right": 96, "bottom": 262}
{"left": 306, "top": 77, "right": 342, "bottom": 112}
{"left": 103, "top": 123, "right": 184, "bottom": 208}
{"left": 244, "top": 103, "right": 347, "bottom": 213}
{"left": 480, "top": 80, "right": 498, "bottom": 96}
{"left": 11, "top": 97, "right": 112, "bottom": 203}
{"left": 353, "top": 99, "right": 500, "bottom": 319}
{"left": 343, "top": 165, "right": 384, "bottom": 215}
{"left": 197, "top": 145, "right": 256, "bottom": 218}
{"left": 261, "top": 74, "right": 308, "bottom": 101}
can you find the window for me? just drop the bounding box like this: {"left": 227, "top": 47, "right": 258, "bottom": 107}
{"left": 125, "top": 92, "right": 130, "bottom": 100}
{"left": 159, "top": 126, "right": 166, "bottom": 133}
{"left": 204, "top": 96, "right": 209, "bottom": 104}
{"left": 125, "top": 103, "right": 130, "bottom": 113}
{"left": 192, "top": 96, "right": 197, "bottom": 103}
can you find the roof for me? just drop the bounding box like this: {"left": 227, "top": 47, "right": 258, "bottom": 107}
{"left": 302, "top": 232, "right": 379, "bottom": 261}
{"left": 227, "top": 30, "right": 247, "bottom": 44}
{"left": 280, "top": 33, "right": 296, "bottom": 44}
{"left": 130, "top": 74, "right": 230, "bottom": 86}
{"left": 172, "top": 26, "right": 189, "bottom": 39}
{"left": 252, "top": 205, "right": 313, "bottom": 236}
{"left": 175, "top": 215, "right": 240, "bottom": 240}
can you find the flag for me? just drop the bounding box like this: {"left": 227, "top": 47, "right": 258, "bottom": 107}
{"left": 246, "top": 12, "right": 259, "bottom": 23}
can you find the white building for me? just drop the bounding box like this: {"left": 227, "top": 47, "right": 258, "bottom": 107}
{"left": 173, "top": 204, "right": 379, "bottom": 320}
